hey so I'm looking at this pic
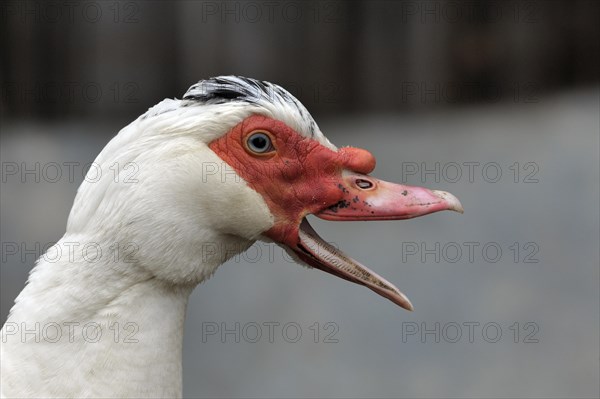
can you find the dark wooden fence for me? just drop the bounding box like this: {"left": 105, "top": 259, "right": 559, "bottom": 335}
{"left": 1, "top": 0, "right": 598, "bottom": 121}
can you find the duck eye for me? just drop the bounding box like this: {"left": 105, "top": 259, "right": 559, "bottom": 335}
{"left": 246, "top": 132, "right": 274, "bottom": 154}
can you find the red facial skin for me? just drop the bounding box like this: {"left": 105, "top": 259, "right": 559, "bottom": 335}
{"left": 209, "top": 114, "right": 463, "bottom": 310}
{"left": 209, "top": 115, "right": 372, "bottom": 247}
{"left": 209, "top": 114, "right": 462, "bottom": 250}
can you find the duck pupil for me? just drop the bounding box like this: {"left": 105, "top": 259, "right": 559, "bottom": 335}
{"left": 252, "top": 136, "right": 267, "bottom": 149}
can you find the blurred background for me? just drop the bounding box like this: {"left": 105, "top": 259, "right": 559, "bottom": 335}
{"left": 1, "top": 1, "right": 598, "bottom": 398}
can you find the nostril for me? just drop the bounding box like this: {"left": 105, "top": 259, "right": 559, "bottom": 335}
{"left": 355, "top": 179, "right": 374, "bottom": 190}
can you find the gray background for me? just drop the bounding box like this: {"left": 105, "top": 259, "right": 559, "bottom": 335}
{"left": 1, "top": 1, "right": 599, "bottom": 398}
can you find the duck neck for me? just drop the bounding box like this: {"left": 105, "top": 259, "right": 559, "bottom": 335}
{"left": 1, "top": 236, "right": 195, "bottom": 398}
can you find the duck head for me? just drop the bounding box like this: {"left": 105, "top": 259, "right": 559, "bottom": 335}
{"left": 70, "top": 76, "right": 462, "bottom": 310}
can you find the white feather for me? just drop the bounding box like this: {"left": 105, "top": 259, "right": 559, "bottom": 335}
{"left": 1, "top": 77, "right": 337, "bottom": 398}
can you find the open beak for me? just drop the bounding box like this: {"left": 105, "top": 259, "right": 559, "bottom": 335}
{"left": 207, "top": 114, "right": 462, "bottom": 311}
{"left": 291, "top": 174, "right": 463, "bottom": 311}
